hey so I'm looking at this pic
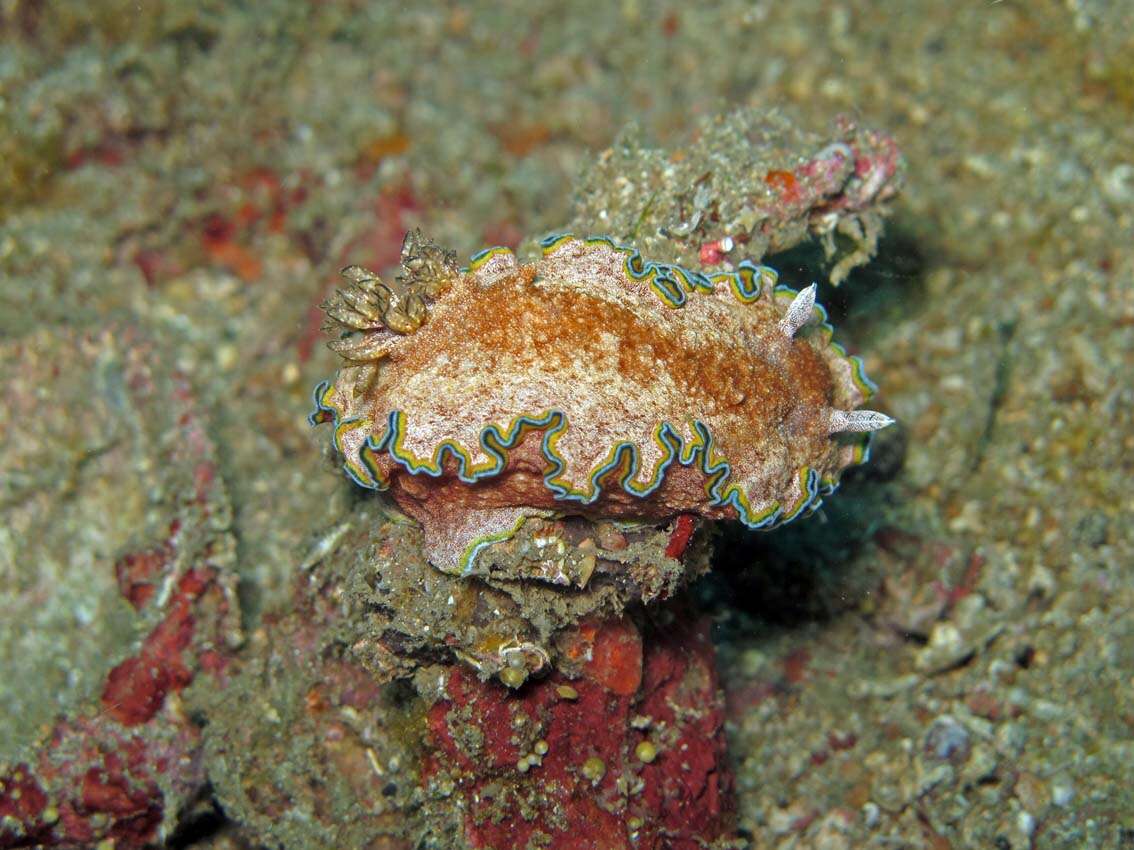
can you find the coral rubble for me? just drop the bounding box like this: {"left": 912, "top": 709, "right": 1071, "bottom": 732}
{"left": 0, "top": 328, "right": 241, "bottom": 849}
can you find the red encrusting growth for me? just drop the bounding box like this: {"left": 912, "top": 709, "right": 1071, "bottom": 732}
{"left": 664, "top": 513, "right": 698, "bottom": 560}
{"left": 101, "top": 564, "right": 232, "bottom": 726}
{"left": 114, "top": 541, "right": 173, "bottom": 611}
{"left": 698, "top": 238, "right": 730, "bottom": 266}
{"left": 585, "top": 616, "right": 644, "bottom": 696}
{"left": 765, "top": 168, "right": 803, "bottom": 205}
{"left": 423, "top": 614, "right": 735, "bottom": 850}
{"left": 0, "top": 329, "right": 240, "bottom": 850}
{"left": 0, "top": 712, "right": 201, "bottom": 849}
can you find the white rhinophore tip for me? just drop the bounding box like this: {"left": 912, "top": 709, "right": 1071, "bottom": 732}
{"left": 828, "top": 409, "right": 895, "bottom": 434}
{"left": 779, "top": 283, "right": 818, "bottom": 338}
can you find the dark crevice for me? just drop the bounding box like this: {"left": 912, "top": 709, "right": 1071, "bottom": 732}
{"left": 166, "top": 793, "right": 228, "bottom": 849}
{"left": 766, "top": 220, "right": 929, "bottom": 332}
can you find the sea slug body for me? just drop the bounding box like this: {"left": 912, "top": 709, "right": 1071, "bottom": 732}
{"left": 311, "top": 231, "right": 892, "bottom": 573}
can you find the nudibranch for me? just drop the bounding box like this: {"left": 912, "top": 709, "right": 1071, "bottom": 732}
{"left": 310, "top": 230, "right": 892, "bottom": 573}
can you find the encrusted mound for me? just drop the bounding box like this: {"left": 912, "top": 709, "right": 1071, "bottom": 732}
{"left": 311, "top": 232, "right": 891, "bottom": 572}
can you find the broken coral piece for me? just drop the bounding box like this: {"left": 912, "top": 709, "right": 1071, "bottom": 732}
{"left": 311, "top": 230, "right": 891, "bottom": 573}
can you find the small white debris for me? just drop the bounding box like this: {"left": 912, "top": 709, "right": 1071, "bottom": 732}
{"left": 300, "top": 522, "right": 352, "bottom": 570}
{"left": 1051, "top": 779, "right": 1074, "bottom": 807}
